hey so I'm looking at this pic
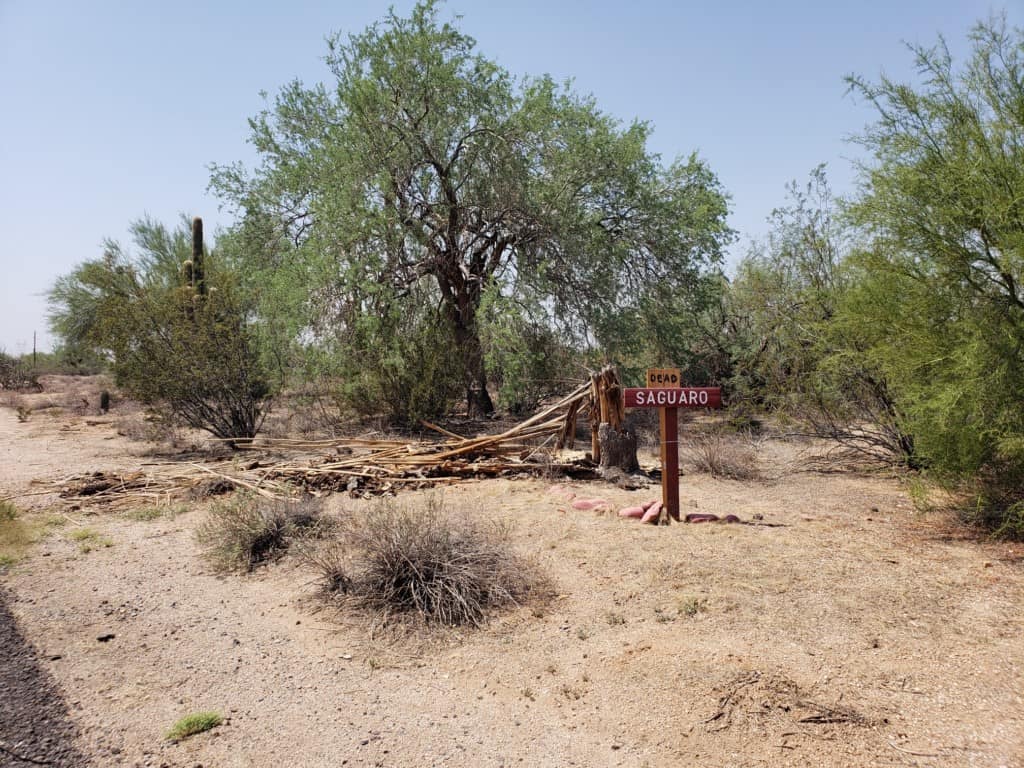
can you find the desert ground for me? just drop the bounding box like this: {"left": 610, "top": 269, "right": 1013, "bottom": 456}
{"left": 1, "top": 377, "right": 1022, "bottom": 768}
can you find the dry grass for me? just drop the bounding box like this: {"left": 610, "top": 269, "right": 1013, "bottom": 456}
{"left": 303, "top": 496, "right": 545, "bottom": 629}
{"left": 685, "top": 433, "right": 761, "bottom": 480}
{"left": 0, "top": 500, "right": 40, "bottom": 567}
{"left": 196, "top": 494, "right": 330, "bottom": 572}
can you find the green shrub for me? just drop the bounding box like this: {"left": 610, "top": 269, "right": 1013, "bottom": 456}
{"left": 330, "top": 297, "right": 465, "bottom": 426}
{"left": 47, "top": 216, "right": 274, "bottom": 444}
{"left": 480, "top": 292, "right": 578, "bottom": 415}
{"left": 0, "top": 501, "right": 38, "bottom": 565}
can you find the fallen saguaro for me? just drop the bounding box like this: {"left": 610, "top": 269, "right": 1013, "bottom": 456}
{"left": 50, "top": 379, "right": 607, "bottom": 509}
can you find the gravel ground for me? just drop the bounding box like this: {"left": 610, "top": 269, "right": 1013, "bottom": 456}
{"left": 0, "top": 589, "right": 89, "bottom": 768}
{"left": 2, "top": 382, "right": 1024, "bottom": 767}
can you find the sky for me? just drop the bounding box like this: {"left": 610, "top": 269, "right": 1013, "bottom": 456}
{"left": 0, "top": 0, "right": 1017, "bottom": 354}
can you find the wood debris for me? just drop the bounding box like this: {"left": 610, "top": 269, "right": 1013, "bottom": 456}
{"left": 51, "top": 380, "right": 601, "bottom": 510}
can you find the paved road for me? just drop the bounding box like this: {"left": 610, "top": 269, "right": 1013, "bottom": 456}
{"left": 0, "top": 589, "right": 89, "bottom": 767}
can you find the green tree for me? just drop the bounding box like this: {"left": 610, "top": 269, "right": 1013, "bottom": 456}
{"left": 47, "top": 217, "right": 273, "bottom": 443}
{"left": 846, "top": 16, "right": 1024, "bottom": 532}
{"left": 724, "top": 167, "right": 915, "bottom": 463}
{"left": 211, "top": 0, "right": 732, "bottom": 414}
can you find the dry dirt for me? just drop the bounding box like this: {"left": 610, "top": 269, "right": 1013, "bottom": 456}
{"left": 1, "top": 377, "right": 1023, "bottom": 768}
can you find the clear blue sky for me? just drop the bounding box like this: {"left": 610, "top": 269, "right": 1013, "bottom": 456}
{"left": 0, "top": 0, "right": 1016, "bottom": 354}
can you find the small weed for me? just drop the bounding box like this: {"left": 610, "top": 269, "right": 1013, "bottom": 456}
{"left": 126, "top": 503, "right": 188, "bottom": 522}
{"left": 1, "top": 501, "right": 41, "bottom": 564}
{"left": 68, "top": 528, "right": 100, "bottom": 542}
{"left": 166, "top": 711, "right": 222, "bottom": 742}
{"left": 79, "top": 538, "right": 114, "bottom": 554}
{"left": 16, "top": 406, "right": 31, "bottom": 422}
{"left": 576, "top": 626, "right": 592, "bottom": 640}
{"left": 906, "top": 476, "right": 934, "bottom": 513}
{"left": 0, "top": 501, "right": 17, "bottom": 522}
{"left": 367, "top": 657, "right": 383, "bottom": 671}
{"left": 679, "top": 597, "right": 708, "bottom": 617}
{"left": 560, "top": 683, "right": 584, "bottom": 700}
{"left": 545, "top": 664, "right": 558, "bottom": 675}
{"left": 521, "top": 687, "right": 535, "bottom": 701}
{"left": 653, "top": 606, "right": 675, "bottom": 623}
{"left": 68, "top": 527, "right": 113, "bottom": 553}
{"left": 605, "top": 611, "right": 626, "bottom": 626}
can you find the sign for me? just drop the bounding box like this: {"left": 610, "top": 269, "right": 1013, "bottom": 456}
{"left": 646, "top": 368, "right": 681, "bottom": 388}
{"left": 624, "top": 387, "right": 722, "bottom": 409}
{"left": 624, "top": 383, "right": 723, "bottom": 525}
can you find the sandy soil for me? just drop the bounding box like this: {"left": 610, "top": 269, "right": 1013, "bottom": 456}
{"left": 1, "top": 378, "right": 1023, "bottom": 768}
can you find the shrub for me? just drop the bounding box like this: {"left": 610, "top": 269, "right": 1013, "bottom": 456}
{"left": 196, "top": 494, "right": 328, "bottom": 572}
{"left": 0, "top": 500, "right": 17, "bottom": 523}
{"left": 0, "top": 352, "right": 40, "bottom": 391}
{"left": 166, "top": 711, "right": 222, "bottom": 742}
{"left": 685, "top": 433, "right": 760, "bottom": 480}
{"left": 47, "top": 216, "right": 274, "bottom": 444}
{"left": 304, "top": 497, "right": 542, "bottom": 628}
{"left": 330, "top": 296, "right": 466, "bottom": 426}
{"left": 480, "top": 292, "right": 578, "bottom": 416}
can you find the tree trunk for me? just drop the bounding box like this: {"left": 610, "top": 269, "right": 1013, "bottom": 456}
{"left": 598, "top": 422, "right": 639, "bottom": 473}
{"left": 451, "top": 311, "right": 494, "bottom": 417}
{"left": 589, "top": 366, "right": 638, "bottom": 471}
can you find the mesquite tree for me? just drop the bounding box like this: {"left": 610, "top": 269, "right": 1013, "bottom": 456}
{"left": 211, "top": 1, "right": 732, "bottom": 415}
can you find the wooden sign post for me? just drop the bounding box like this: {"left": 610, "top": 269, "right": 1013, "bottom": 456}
{"left": 625, "top": 372, "right": 723, "bottom": 523}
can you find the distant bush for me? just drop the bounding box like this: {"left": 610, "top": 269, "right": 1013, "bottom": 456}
{"left": 304, "top": 497, "right": 543, "bottom": 628}
{"left": 0, "top": 352, "right": 40, "bottom": 391}
{"left": 685, "top": 433, "right": 760, "bottom": 480}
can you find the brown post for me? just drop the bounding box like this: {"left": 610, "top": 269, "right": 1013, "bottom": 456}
{"left": 659, "top": 406, "right": 680, "bottom": 523}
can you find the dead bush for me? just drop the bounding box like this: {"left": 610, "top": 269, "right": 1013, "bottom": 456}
{"left": 196, "top": 494, "right": 329, "bottom": 572}
{"left": 685, "top": 433, "right": 761, "bottom": 480}
{"left": 304, "top": 497, "right": 543, "bottom": 629}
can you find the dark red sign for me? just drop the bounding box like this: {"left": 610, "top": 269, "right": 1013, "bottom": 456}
{"left": 624, "top": 387, "right": 723, "bottom": 409}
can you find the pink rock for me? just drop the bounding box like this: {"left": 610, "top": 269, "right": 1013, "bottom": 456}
{"left": 547, "top": 485, "right": 576, "bottom": 500}
{"left": 618, "top": 506, "right": 645, "bottom": 518}
{"left": 571, "top": 498, "right": 608, "bottom": 511}
{"left": 685, "top": 513, "right": 719, "bottom": 523}
{"left": 641, "top": 499, "right": 660, "bottom": 511}
{"left": 641, "top": 502, "right": 663, "bottom": 523}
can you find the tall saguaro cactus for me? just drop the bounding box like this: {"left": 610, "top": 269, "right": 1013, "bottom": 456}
{"left": 190, "top": 216, "right": 206, "bottom": 297}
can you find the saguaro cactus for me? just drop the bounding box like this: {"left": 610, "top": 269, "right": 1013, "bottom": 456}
{"left": 191, "top": 216, "right": 206, "bottom": 297}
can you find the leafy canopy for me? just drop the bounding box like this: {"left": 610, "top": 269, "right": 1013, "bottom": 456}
{"left": 211, "top": 0, "right": 733, "bottom": 413}
{"left": 843, "top": 15, "right": 1024, "bottom": 530}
